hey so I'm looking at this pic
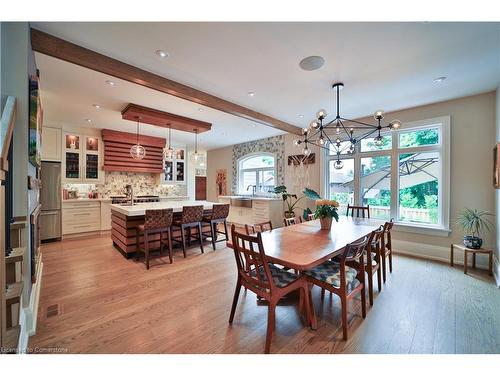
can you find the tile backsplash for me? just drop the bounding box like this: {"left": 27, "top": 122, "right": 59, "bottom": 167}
{"left": 64, "top": 171, "right": 184, "bottom": 198}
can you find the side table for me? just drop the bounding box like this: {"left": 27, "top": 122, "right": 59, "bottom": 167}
{"left": 450, "top": 243, "right": 493, "bottom": 276}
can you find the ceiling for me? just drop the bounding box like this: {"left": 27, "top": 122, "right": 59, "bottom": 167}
{"left": 32, "top": 22, "right": 500, "bottom": 149}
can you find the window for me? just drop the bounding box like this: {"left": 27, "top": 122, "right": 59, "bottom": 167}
{"left": 238, "top": 153, "right": 276, "bottom": 195}
{"left": 323, "top": 117, "right": 450, "bottom": 231}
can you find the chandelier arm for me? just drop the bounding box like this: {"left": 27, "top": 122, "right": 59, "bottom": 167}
{"left": 322, "top": 131, "right": 336, "bottom": 149}
{"left": 340, "top": 117, "right": 379, "bottom": 129}
{"left": 356, "top": 128, "right": 379, "bottom": 143}
{"left": 337, "top": 119, "right": 353, "bottom": 139}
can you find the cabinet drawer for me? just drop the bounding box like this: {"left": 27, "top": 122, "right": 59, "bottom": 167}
{"left": 63, "top": 207, "right": 100, "bottom": 225}
{"left": 62, "top": 221, "right": 101, "bottom": 234}
{"left": 62, "top": 201, "right": 100, "bottom": 209}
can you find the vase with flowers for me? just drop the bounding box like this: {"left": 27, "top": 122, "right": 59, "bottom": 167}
{"left": 303, "top": 188, "right": 340, "bottom": 230}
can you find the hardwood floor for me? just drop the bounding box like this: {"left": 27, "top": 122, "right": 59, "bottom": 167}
{"left": 29, "top": 234, "right": 500, "bottom": 354}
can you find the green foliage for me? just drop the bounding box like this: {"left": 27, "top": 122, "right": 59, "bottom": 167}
{"left": 400, "top": 128, "right": 439, "bottom": 148}
{"left": 272, "top": 185, "right": 303, "bottom": 214}
{"left": 302, "top": 207, "right": 312, "bottom": 220}
{"left": 456, "top": 208, "right": 494, "bottom": 237}
{"left": 314, "top": 204, "right": 339, "bottom": 222}
{"left": 303, "top": 187, "right": 321, "bottom": 200}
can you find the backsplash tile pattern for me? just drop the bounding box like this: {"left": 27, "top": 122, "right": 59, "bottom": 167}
{"left": 64, "top": 171, "right": 182, "bottom": 198}
{"left": 231, "top": 135, "right": 285, "bottom": 194}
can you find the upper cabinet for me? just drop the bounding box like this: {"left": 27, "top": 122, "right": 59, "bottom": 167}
{"left": 41, "top": 126, "right": 62, "bottom": 162}
{"left": 161, "top": 147, "right": 186, "bottom": 185}
{"left": 62, "top": 132, "right": 104, "bottom": 183}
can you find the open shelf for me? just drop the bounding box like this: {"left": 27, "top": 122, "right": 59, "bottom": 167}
{"left": 6, "top": 282, "right": 23, "bottom": 306}
{"left": 6, "top": 247, "right": 25, "bottom": 264}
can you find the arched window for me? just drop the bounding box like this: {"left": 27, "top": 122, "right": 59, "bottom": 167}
{"left": 238, "top": 153, "right": 276, "bottom": 195}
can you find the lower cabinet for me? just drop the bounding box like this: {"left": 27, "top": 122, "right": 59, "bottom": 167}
{"left": 219, "top": 197, "right": 283, "bottom": 228}
{"left": 100, "top": 201, "right": 112, "bottom": 231}
{"left": 62, "top": 201, "right": 101, "bottom": 235}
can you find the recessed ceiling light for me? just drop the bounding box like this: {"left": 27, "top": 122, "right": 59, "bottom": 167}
{"left": 105, "top": 80, "right": 115, "bottom": 86}
{"left": 433, "top": 76, "right": 447, "bottom": 83}
{"left": 247, "top": 92, "right": 255, "bottom": 97}
{"left": 155, "top": 50, "right": 169, "bottom": 58}
{"left": 85, "top": 119, "right": 92, "bottom": 123}
{"left": 298, "top": 114, "right": 304, "bottom": 119}
{"left": 299, "top": 56, "right": 325, "bottom": 71}
{"left": 93, "top": 104, "right": 101, "bottom": 109}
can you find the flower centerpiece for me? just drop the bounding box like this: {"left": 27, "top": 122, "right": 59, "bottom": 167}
{"left": 303, "top": 188, "right": 340, "bottom": 230}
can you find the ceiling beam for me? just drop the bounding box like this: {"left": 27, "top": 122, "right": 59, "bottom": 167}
{"left": 31, "top": 28, "right": 302, "bottom": 136}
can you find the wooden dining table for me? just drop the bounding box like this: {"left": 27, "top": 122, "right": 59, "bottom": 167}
{"left": 226, "top": 216, "right": 386, "bottom": 329}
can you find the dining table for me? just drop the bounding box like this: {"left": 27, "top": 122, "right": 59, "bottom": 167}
{"left": 226, "top": 215, "right": 386, "bottom": 328}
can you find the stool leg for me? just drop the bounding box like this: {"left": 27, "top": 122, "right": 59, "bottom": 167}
{"left": 224, "top": 220, "right": 229, "bottom": 241}
{"left": 145, "top": 231, "right": 150, "bottom": 270}
{"left": 167, "top": 228, "right": 173, "bottom": 264}
{"left": 181, "top": 224, "right": 187, "bottom": 258}
{"left": 160, "top": 231, "right": 164, "bottom": 256}
{"left": 211, "top": 221, "right": 216, "bottom": 251}
{"left": 135, "top": 230, "right": 140, "bottom": 262}
{"left": 198, "top": 223, "right": 204, "bottom": 254}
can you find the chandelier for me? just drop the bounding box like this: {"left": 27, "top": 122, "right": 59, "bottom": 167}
{"left": 294, "top": 82, "right": 402, "bottom": 169}
{"left": 130, "top": 116, "right": 146, "bottom": 160}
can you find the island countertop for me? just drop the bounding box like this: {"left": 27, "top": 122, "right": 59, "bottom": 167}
{"left": 110, "top": 200, "right": 215, "bottom": 217}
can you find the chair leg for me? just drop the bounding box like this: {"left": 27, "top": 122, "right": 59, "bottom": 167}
{"left": 381, "top": 252, "right": 387, "bottom": 283}
{"left": 211, "top": 222, "right": 217, "bottom": 251}
{"left": 159, "top": 231, "right": 164, "bottom": 256}
{"left": 180, "top": 225, "right": 187, "bottom": 258}
{"left": 167, "top": 228, "right": 173, "bottom": 264}
{"left": 224, "top": 220, "right": 229, "bottom": 241}
{"left": 360, "top": 285, "right": 366, "bottom": 318}
{"left": 229, "top": 279, "right": 242, "bottom": 324}
{"left": 135, "top": 230, "right": 140, "bottom": 262}
{"left": 341, "top": 296, "right": 348, "bottom": 340}
{"left": 388, "top": 249, "right": 393, "bottom": 273}
{"left": 145, "top": 232, "right": 150, "bottom": 270}
{"left": 198, "top": 223, "right": 204, "bottom": 253}
{"left": 377, "top": 266, "right": 382, "bottom": 292}
{"left": 265, "top": 301, "right": 276, "bottom": 354}
{"left": 367, "top": 268, "right": 374, "bottom": 306}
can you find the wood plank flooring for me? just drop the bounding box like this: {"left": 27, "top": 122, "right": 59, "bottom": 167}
{"left": 29, "top": 234, "right": 500, "bottom": 353}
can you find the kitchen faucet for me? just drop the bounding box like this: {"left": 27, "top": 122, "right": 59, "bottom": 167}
{"left": 246, "top": 184, "right": 257, "bottom": 196}
{"left": 125, "top": 184, "right": 134, "bottom": 206}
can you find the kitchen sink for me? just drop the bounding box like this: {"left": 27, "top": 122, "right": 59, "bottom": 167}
{"left": 230, "top": 197, "right": 253, "bottom": 208}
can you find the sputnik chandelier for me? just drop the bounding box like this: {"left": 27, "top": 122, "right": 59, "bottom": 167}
{"left": 294, "top": 82, "right": 402, "bottom": 169}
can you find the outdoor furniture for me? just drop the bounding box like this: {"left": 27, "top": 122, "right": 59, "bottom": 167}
{"left": 450, "top": 243, "right": 493, "bottom": 276}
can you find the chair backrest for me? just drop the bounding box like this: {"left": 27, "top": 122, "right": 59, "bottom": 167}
{"left": 369, "top": 225, "right": 385, "bottom": 252}
{"left": 245, "top": 220, "right": 273, "bottom": 235}
{"left": 383, "top": 218, "right": 394, "bottom": 248}
{"left": 346, "top": 204, "right": 370, "bottom": 218}
{"left": 339, "top": 235, "right": 369, "bottom": 263}
{"left": 230, "top": 224, "right": 274, "bottom": 292}
{"left": 210, "top": 204, "right": 230, "bottom": 220}
{"left": 144, "top": 209, "right": 173, "bottom": 230}
{"left": 283, "top": 217, "right": 300, "bottom": 227}
{"left": 181, "top": 205, "right": 204, "bottom": 224}
{"left": 307, "top": 213, "right": 315, "bottom": 221}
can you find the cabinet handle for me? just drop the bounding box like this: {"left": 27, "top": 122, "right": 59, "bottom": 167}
{"left": 74, "top": 224, "right": 92, "bottom": 228}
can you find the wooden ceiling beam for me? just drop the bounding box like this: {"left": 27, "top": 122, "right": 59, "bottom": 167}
{"left": 30, "top": 28, "right": 302, "bottom": 136}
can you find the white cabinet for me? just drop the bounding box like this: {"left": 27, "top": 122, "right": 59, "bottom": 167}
{"left": 100, "top": 201, "right": 112, "bottom": 231}
{"left": 62, "top": 201, "right": 101, "bottom": 235}
{"left": 219, "top": 197, "right": 283, "bottom": 228}
{"left": 41, "top": 127, "right": 62, "bottom": 161}
{"left": 161, "top": 148, "right": 186, "bottom": 185}
{"left": 62, "top": 132, "right": 104, "bottom": 183}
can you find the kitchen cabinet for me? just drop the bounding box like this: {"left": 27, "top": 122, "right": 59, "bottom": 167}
{"left": 62, "top": 200, "right": 101, "bottom": 235}
{"left": 100, "top": 200, "right": 112, "bottom": 231}
{"left": 161, "top": 147, "right": 186, "bottom": 185}
{"left": 62, "top": 132, "right": 104, "bottom": 183}
{"left": 219, "top": 196, "right": 283, "bottom": 228}
{"left": 41, "top": 126, "right": 62, "bottom": 161}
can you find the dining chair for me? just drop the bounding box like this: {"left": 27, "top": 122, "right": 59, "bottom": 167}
{"left": 364, "top": 226, "right": 384, "bottom": 306}
{"left": 283, "top": 216, "right": 302, "bottom": 226}
{"left": 307, "top": 213, "right": 315, "bottom": 221}
{"left": 201, "top": 203, "right": 230, "bottom": 250}
{"left": 245, "top": 220, "right": 273, "bottom": 235}
{"left": 346, "top": 204, "right": 370, "bottom": 218}
{"left": 229, "top": 224, "right": 313, "bottom": 354}
{"left": 381, "top": 218, "right": 394, "bottom": 282}
{"left": 135, "top": 208, "right": 173, "bottom": 270}
{"left": 171, "top": 205, "right": 204, "bottom": 257}
{"left": 304, "top": 236, "right": 368, "bottom": 340}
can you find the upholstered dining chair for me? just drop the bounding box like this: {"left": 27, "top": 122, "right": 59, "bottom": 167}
{"left": 245, "top": 220, "right": 273, "bottom": 235}
{"left": 346, "top": 204, "right": 370, "bottom": 218}
{"left": 381, "top": 219, "right": 395, "bottom": 282}
{"left": 202, "top": 203, "right": 230, "bottom": 250}
{"left": 135, "top": 208, "right": 173, "bottom": 270}
{"left": 304, "top": 236, "right": 368, "bottom": 340}
{"left": 229, "top": 225, "right": 313, "bottom": 353}
{"left": 171, "top": 205, "right": 204, "bottom": 257}
{"left": 364, "top": 226, "right": 384, "bottom": 306}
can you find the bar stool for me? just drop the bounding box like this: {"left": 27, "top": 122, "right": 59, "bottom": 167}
{"left": 202, "top": 203, "right": 230, "bottom": 250}
{"left": 135, "top": 208, "right": 173, "bottom": 270}
{"left": 172, "top": 205, "right": 204, "bottom": 257}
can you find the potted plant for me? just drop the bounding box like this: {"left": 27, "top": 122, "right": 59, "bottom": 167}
{"left": 456, "top": 208, "right": 493, "bottom": 249}
{"left": 303, "top": 188, "right": 340, "bottom": 230}
{"left": 272, "top": 185, "right": 304, "bottom": 218}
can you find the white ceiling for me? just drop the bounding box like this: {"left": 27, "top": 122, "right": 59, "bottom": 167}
{"left": 32, "top": 22, "right": 500, "bottom": 149}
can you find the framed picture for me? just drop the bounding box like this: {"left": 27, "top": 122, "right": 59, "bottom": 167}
{"left": 216, "top": 169, "right": 227, "bottom": 197}
{"left": 494, "top": 144, "right": 500, "bottom": 189}
{"left": 29, "top": 73, "right": 43, "bottom": 167}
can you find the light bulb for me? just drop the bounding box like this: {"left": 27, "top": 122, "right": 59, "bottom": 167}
{"left": 303, "top": 147, "right": 310, "bottom": 156}
{"left": 293, "top": 139, "right": 302, "bottom": 147}
{"left": 349, "top": 144, "right": 355, "bottom": 153}
{"left": 316, "top": 109, "right": 327, "bottom": 119}
{"left": 374, "top": 109, "right": 384, "bottom": 120}
{"left": 302, "top": 127, "right": 309, "bottom": 135}
{"left": 318, "top": 136, "right": 325, "bottom": 145}
{"left": 310, "top": 120, "right": 320, "bottom": 129}
{"left": 193, "top": 152, "right": 199, "bottom": 161}
{"left": 389, "top": 119, "right": 402, "bottom": 130}
{"left": 336, "top": 126, "right": 341, "bottom": 134}
{"left": 130, "top": 144, "right": 146, "bottom": 160}
{"left": 334, "top": 160, "right": 344, "bottom": 170}
{"left": 374, "top": 135, "right": 383, "bottom": 146}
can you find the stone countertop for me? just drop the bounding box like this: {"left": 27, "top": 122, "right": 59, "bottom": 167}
{"left": 110, "top": 200, "right": 216, "bottom": 216}
{"left": 63, "top": 198, "right": 112, "bottom": 202}
{"left": 218, "top": 195, "right": 282, "bottom": 201}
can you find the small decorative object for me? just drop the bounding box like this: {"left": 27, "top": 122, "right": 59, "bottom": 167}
{"left": 216, "top": 169, "right": 227, "bottom": 197}
{"left": 272, "top": 185, "right": 304, "bottom": 218}
{"left": 456, "top": 208, "right": 493, "bottom": 249}
{"left": 303, "top": 187, "right": 339, "bottom": 230}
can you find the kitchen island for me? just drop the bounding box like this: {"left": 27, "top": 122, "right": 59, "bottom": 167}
{"left": 110, "top": 200, "right": 215, "bottom": 257}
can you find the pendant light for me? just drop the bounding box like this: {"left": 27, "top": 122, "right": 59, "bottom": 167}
{"left": 130, "top": 117, "right": 146, "bottom": 160}
{"left": 191, "top": 128, "right": 199, "bottom": 162}
{"left": 163, "top": 123, "right": 174, "bottom": 159}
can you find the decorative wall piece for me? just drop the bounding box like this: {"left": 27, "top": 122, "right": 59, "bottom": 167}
{"left": 289, "top": 153, "right": 313, "bottom": 194}
{"left": 216, "top": 169, "right": 227, "bottom": 197}
{"left": 287, "top": 153, "right": 315, "bottom": 166}
{"left": 29, "top": 73, "right": 43, "bottom": 167}
{"left": 232, "top": 135, "right": 285, "bottom": 194}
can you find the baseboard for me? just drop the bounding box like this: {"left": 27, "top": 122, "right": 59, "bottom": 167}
{"left": 392, "top": 239, "right": 492, "bottom": 270}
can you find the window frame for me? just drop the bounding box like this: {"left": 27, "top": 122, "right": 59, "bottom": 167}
{"left": 322, "top": 116, "right": 451, "bottom": 235}
{"left": 237, "top": 152, "right": 277, "bottom": 195}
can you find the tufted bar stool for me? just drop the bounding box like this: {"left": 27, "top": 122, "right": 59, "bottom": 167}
{"left": 202, "top": 203, "right": 230, "bottom": 250}
{"left": 135, "top": 208, "right": 174, "bottom": 270}
{"left": 172, "top": 205, "right": 204, "bottom": 257}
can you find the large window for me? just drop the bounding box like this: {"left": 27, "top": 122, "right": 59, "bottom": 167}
{"left": 324, "top": 117, "right": 450, "bottom": 230}
{"left": 238, "top": 153, "right": 276, "bottom": 195}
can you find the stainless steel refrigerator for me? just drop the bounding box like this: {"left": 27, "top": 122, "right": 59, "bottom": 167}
{"left": 40, "top": 161, "right": 61, "bottom": 241}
